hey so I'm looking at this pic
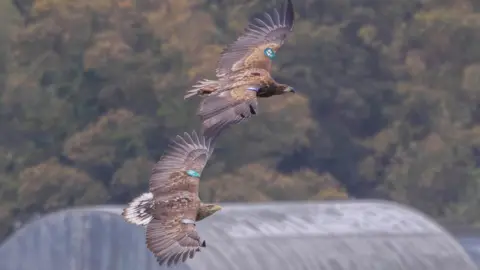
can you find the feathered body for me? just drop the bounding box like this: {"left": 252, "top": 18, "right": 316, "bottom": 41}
{"left": 185, "top": 0, "right": 296, "bottom": 139}
{"left": 122, "top": 131, "right": 221, "bottom": 267}
{"left": 185, "top": 68, "right": 290, "bottom": 98}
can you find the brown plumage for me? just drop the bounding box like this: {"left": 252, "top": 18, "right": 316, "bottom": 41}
{"left": 197, "top": 69, "right": 295, "bottom": 139}
{"left": 184, "top": 0, "right": 296, "bottom": 139}
{"left": 11, "top": 0, "right": 32, "bottom": 25}
{"left": 215, "top": 0, "right": 295, "bottom": 77}
{"left": 121, "top": 131, "right": 221, "bottom": 267}
{"left": 185, "top": 0, "right": 295, "bottom": 99}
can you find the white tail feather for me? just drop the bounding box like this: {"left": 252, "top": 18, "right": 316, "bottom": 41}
{"left": 122, "top": 192, "right": 154, "bottom": 226}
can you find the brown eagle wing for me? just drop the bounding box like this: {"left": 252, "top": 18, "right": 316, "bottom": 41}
{"left": 197, "top": 84, "right": 260, "bottom": 139}
{"left": 146, "top": 194, "right": 204, "bottom": 267}
{"left": 148, "top": 131, "right": 214, "bottom": 200}
{"left": 146, "top": 131, "right": 214, "bottom": 267}
{"left": 216, "top": 0, "right": 295, "bottom": 77}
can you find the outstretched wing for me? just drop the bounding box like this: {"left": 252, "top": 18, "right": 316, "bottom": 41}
{"left": 147, "top": 211, "right": 206, "bottom": 267}
{"left": 149, "top": 131, "right": 214, "bottom": 200}
{"left": 197, "top": 85, "right": 259, "bottom": 138}
{"left": 146, "top": 132, "right": 213, "bottom": 266}
{"left": 216, "top": 0, "right": 295, "bottom": 77}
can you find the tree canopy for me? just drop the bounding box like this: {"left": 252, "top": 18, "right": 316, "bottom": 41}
{"left": 0, "top": 0, "right": 480, "bottom": 240}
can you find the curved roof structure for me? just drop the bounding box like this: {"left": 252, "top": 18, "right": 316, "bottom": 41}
{"left": 444, "top": 225, "right": 480, "bottom": 265}
{"left": 0, "top": 200, "right": 477, "bottom": 270}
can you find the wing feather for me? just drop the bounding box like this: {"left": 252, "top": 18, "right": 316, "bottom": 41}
{"left": 197, "top": 86, "right": 259, "bottom": 138}
{"left": 202, "top": 112, "right": 249, "bottom": 139}
{"left": 216, "top": 0, "right": 295, "bottom": 76}
{"left": 149, "top": 131, "right": 213, "bottom": 199}
{"left": 147, "top": 217, "right": 204, "bottom": 267}
{"left": 197, "top": 84, "right": 259, "bottom": 120}
{"left": 138, "top": 132, "right": 215, "bottom": 267}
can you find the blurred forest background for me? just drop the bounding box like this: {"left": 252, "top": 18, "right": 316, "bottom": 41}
{"left": 0, "top": 0, "right": 480, "bottom": 241}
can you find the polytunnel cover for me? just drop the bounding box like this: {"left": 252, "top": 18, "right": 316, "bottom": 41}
{"left": 0, "top": 200, "right": 476, "bottom": 270}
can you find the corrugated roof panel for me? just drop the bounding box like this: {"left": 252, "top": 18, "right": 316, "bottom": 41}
{"left": 199, "top": 201, "right": 444, "bottom": 239}
{"left": 456, "top": 237, "right": 480, "bottom": 265}
{"left": 0, "top": 200, "right": 476, "bottom": 270}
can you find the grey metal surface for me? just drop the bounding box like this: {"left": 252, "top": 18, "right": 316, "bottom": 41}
{"left": 457, "top": 236, "right": 480, "bottom": 266}
{"left": 0, "top": 200, "right": 477, "bottom": 270}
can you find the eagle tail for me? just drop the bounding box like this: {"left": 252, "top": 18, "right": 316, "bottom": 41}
{"left": 122, "top": 192, "right": 154, "bottom": 226}
{"left": 185, "top": 79, "right": 220, "bottom": 99}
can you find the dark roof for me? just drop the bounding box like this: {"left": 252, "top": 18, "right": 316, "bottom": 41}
{"left": 0, "top": 200, "right": 477, "bottom": 270}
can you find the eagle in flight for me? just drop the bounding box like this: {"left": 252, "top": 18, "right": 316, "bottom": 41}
{"left": 122, "top": 131, "right": 221, "bottom": 267}
{"left": 185, "top": 0, "right": 296, "bottom": 139}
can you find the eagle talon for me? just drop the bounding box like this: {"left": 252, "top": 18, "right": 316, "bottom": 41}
{"left": 249, "top": 105, "right": 256, "bottom": 115}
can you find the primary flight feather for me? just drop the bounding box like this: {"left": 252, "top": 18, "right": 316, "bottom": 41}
{"left": 185, "top": 0, "right": 296, "bottom": 139}
{"left": 122, "top": 131, "right": 221, "bottom": 267}
{"left": 215, "top": 0, "right": 295, "bottom": 76}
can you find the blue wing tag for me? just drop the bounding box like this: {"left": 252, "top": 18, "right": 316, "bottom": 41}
{"left": 186, "top": 169, "right": 201, "bottom": 178}
{"left": 264, "top": 48, "right": 276, "bottom": 59}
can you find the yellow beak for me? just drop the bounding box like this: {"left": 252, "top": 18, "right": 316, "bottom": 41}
{"left": 212, "top": 205, "right": 222, "bottom": 212}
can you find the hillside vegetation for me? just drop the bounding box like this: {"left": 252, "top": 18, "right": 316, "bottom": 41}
{"left": 1, "top": 0, "right": 480, "bottom": 240}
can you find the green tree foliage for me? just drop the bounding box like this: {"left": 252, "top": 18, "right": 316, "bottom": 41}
{"left": 1, "top": 0, "right": 480, "bottom": 240}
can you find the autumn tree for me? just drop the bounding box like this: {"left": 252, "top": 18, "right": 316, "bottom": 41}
{"left": 1, "top": 0, "right": 480, "bottom": 241}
